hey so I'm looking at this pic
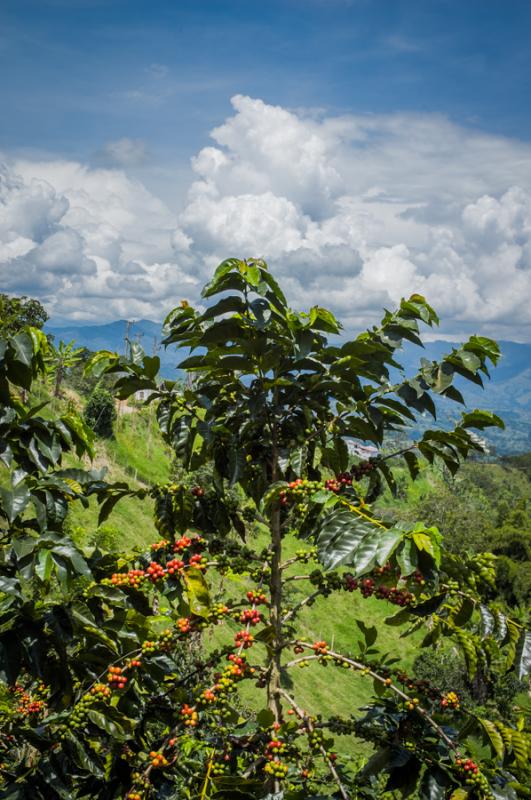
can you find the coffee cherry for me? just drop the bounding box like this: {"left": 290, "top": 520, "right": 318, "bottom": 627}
{"left": 146, "top": 561, "right": 165, "bottom": 582}
{"left": 180, "top": 703, "right": 199, "bottom": 727}
{"left": 234, "top": 630, "right": 254, "bottom": 649}
{"left": 312, "top": 640, "right": 328, "bottom": 656}
{"left": 149, "top": 750, "right": 169, "bottom": 768}
{"left": 239, "top": 608, "right": 262, "bottom": 626}
{"left": 174, "top": 536, "right": 192, "bottom": 552}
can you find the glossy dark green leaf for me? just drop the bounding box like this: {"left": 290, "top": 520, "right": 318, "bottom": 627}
{"left": 316, "top": 509, "right": 378, "bottom": 571}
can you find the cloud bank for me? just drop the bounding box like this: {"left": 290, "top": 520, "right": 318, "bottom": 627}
{"left": 1, "top": 95, "right": 531, "bottom": 339}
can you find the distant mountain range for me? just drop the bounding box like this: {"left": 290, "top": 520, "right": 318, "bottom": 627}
{"left": 46, "top": 319, "right": 531, "bottom": 455}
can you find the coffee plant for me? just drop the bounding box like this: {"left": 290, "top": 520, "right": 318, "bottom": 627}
{"left": 0, "top": 258, "right": 530, "bottom": 799}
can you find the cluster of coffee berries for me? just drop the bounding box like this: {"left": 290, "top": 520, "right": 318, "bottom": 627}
{"left": 227, "top": 653, "right": 249, "bottom": 676}
{"left": 166, "top": 557, "right": 184, "bottom": 575}
{"left": 201, "top": 688, "right": 216, "bottom": 704}
{"left": 151, "top": 539, "right": 169, "bottom": 551}
{"left": 279, "top": 478, "right": 322, "bottom": 507}
{"left": 307, "top": 729, "right": 324, "bottom": 752}
{"left": 264, "top": 759, "right": 289, "bottom": 778}
{"left": 211, "top": 756, "right": 230, "bottom": 775}
{"left": 146, "top": 561, "right": 165, "bottom": 582}
{"left": 107, "top": 666, "right": 128, "bottom": 689}
{"left": 324, "top": 464, "right": 376, "bottom": 492}
{"left": 180, "top": 704, "right": 199, "bottom": 727}
{"left": 210, "top": 603, "right": 230, "bottom": 621}
{"left": 12, "top": 684, "right": 47, "bottom": 716}
{"left": 188, "top": 553, "right": 207, "bottom": 570}
{"left": 149, "top": 751, "right": 169, "bottom": 769}
{"left": 90, "top": 683, "right": 111, "bottom": 699}
{"left": 351, "top": 460, "right": 376, "bottom": 481}
{"left": 176, "top": 617, "right": 192, "bottom": 633}
{"left": 405, "top": 697, "right": 420, "bottom": 712}
{"left": 110, "top": 568, "right": 146, "bottom": 588}
{"left": 246, "top": 590, "right": 268, "bottom": 605}
{"left": 191, "top": 486, "right": 205, "bottom": 497}
{"left": 174, "top": 535, "right": 193, "bottom": 550}
{"left": 157, "top": 628, "right": 175, "bottom": 652}
{"left": 265, "top": 737, "right": 286, "bottom": 758}
{"left": 240, "top": 608, "right": 262, "bottom": 625}
{"left": 343, "top": 572, "right": 414, "bottom": 606}
{"left": 195, "top": 654, "right": 255, "bottom": 714}
{"left": 455, "top": 758, "right": 493, "bottom": 796}
{"left": 69, "top": 693, "right": 97, "bottom": 727}
{"left": 126, "top": 793, "right": 142, "bottom": 800}
{"left": 441, "top": 691, "right": 460, "bottom": 710}
{"left": 234, "top": 630, "right": 254, "bottom": 649}
{"left": 472, "top": 552, "right": 497, "bottom": 582}
{"left": 324, "top": 471, "right": 354, "bottom": 492}
{"left": 312, "top": 640, "right": 328, "bottom": 656}
{"left": 109, "top": 535, "right": 207, "bottom": 591}
{"left": 391, "top": 671, "right": 441, "bottom": 703}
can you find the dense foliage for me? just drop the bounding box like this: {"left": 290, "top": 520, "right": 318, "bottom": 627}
{"left": 389, "top": 461, "right": 531, "bottom": 608}
{"left": 0, "top": 294, "right": 48, "bottom": 335}
{"left": 84, "top": 387, "right": 117, "bottom": 438}
{"left": 0, "top": 259, "right": 530, "bottom": 800}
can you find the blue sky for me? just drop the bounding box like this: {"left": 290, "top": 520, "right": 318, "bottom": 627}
{"left": 1, "top": 0, "right": 531, "bottom": 339}
{"left": 3, "top": 0, "right": 531, "bottom": 159}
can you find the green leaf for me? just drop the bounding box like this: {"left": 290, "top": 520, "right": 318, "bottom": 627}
{"left": 256, "top": 708, "right": 275, "bottom": 729}
{"left": 316, "top": 509, "right": 377, "bottom": 571}
{"left": 397, "top": 539, "right": 418, "bottom": 576}
{"left": 375, "top": 527, "right": 404, "bottom": 566}
{"left": 479, "top": 604, "right": 495, "bottom": 638}
{"left": 0, "top": 482, "right": 30, "bottom": 522}
{"left": 87, "top": 709, "right": 126, "bottom": 739}
{"left": 308, "top": 306, "right": 341, "bottom": 334}
{"left": 461, "top": 409, "right": 505, "bottom": 430}
{"left": 419, "top": 766, "right": 452, "bottom": 800}
{"left": 35, "top": 548, "right": 53, "bottom": 582}
{"left": 511, "top": 730, "right": 529, "bottom": 770}
{"left": 409, "top": 594, "right": 446, "bottom": 617}
{"left": 185, "top": 567, "right": 211, "bottom": 618}
{"left": 350, "top": 529, "right": 381, "bottom": 576}
{"left": 11, "top": 331, "right": 34, "bottom": 366}
{"left": 479, "top": 718, "right": 505, "bottom": 761}
{"left": 515, "top": 630, "right": 531, "bottom": 680}
{"left": 453, "top": 596, "right": 475, "bottom": 627}
{"left": 403, "top": 450, "right": 420, "bottom": 480}
{"left": 356, "top": 619, "right": 378, "bottom": 646}
{"left": 289, "top": 446, "right": 305, "bottom": 477}
{"left": 505, "top": 619, "right": 521, "bottom": 670}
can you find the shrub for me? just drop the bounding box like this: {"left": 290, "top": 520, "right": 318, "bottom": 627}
{"left": 84, "top": 387, "right": 117, "bottom": 438}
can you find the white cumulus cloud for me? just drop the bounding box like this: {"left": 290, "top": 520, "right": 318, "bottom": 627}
{"left": 2, "top": 95, "right": 531, "bottom": 340}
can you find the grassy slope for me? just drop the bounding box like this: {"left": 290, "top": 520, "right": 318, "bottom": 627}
{"left": 66, "top": 402, "right": 171, "bottom": 550}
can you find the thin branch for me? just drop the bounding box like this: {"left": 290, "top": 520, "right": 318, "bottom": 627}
{"left": 290, "top": 644, "right": 458, "bottom": 753}
{"left": 281, "top": 589, "right": 321, "bottom": 624}
{"left": 278, "top": 687, "right": 350, "bottom": 800}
